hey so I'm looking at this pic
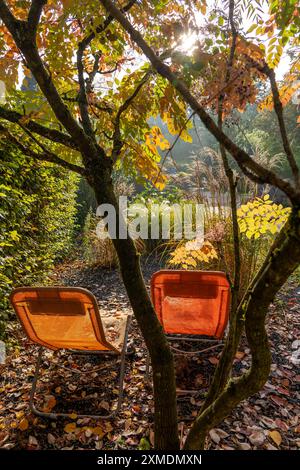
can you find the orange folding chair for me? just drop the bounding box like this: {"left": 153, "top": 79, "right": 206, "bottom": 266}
{"left": 10, "top": 287, "right": 132, "bottom": 419}
{"left": 147, "top": 270, "right": 231, "bottom": 384}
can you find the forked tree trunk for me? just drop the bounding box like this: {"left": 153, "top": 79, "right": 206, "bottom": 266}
{"left": 90, "top": 166, "right": 180, "bottom": 450}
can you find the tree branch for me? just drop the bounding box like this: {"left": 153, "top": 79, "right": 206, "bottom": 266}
{"left": 77, "top": 41, "right": 95, "bottom": 137}
{"left": 219, "top": 0, "right": 240, "bottom": 303}
{"left": 0, "top": 0, "right": 20, "bottom": 31}
{"left": 112, "top": 70, "right": 151, "bottom": 161}
{"left": 74, "top": 0, "right": 138, "bottom": 138}
{"left": 62, "top": 95, "right": 113, "bottom": 114}
{"left": 28, "top": 0, "right": 46, "bottom": 37}
{"left": 80, "top": 0, "right": 137, "bottom": 51}
{"left": 0, "top": 0, "right": 100, "bottom": 163}
{"left": 99, "top": 0, "right": 300, "bottom": 204}
{"left": 262, "top": 63, "right": 299, "bottom": 188}
{"left": 0, "top": 124, "right": 86, "bottom": 175}
{"left": 0, "top": 105, "right": 78, "bottom": 150}
{"left": 202, "top": 0, "right": 241, "bottom": 412}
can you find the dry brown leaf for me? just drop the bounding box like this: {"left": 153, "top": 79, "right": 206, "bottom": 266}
{"left": 208, "top": 357, "right": 219, "bottom": 365}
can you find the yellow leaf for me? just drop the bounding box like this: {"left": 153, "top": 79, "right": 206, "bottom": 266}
{"left": 92, "top": 426, "right": 106, "bottom": 438}
{"left": 64, "top": 422, "right": 77, "bottom": 433}
{"left": 269, "top": 430, "right": 282, "bottom": 446}
{"left": 181, "top": 129, "right": 193, "bottom": 143}
{"left": 69, "top": 413, "right": 77, "bottom": 420}
{"left": 18, "top": 418, "right": 29, "bottom": 431}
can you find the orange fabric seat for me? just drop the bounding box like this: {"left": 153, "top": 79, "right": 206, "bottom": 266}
{"left": 10, "top": 287, "right": 127, "bottom": 353}
{"left": 151, "top": 270, "right": 231, "bottom": 339}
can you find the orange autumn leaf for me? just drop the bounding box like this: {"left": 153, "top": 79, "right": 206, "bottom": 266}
{"left": 43, "top": 395, "right": 56, "bottom": 413}
{"left": 18, "top": 418, "right": 29, "bottom": 431}
{"left": 64, "top": 422, "right": 77, "bottom": 433}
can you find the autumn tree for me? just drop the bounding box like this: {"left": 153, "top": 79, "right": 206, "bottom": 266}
{"left": 0, "top": 0, "right": 299, "bottom": 449}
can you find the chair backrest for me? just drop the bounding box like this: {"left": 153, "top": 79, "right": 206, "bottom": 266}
{"left": 151, "top": 270, "right": 231, "bottom": 338}
{"left": 10, "top": 287, "right": 117, "bottom": 352}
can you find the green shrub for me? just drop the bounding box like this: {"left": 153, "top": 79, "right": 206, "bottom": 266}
{"left": 0, "top": 143, "right": 78, "bottom": 338}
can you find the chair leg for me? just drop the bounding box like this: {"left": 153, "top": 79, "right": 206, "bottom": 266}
{"left": 29, "top": 346, "right": 45, "bottom": 417}
{"left": 145, "top": 349, "right": 151, "bottom": 382}
{"left": 144, "top": 338, "right": 224, "bottom": 395}
{"left": 29, "top": 318, "right": 132, "bottom": 420}
{"left": 169, "top": 341, "right": 224, "bottom": 355}
{"left": 114, "top": 315, "right": 131, "bottom": 415}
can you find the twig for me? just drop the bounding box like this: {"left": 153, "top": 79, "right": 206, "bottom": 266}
{"left": 112, "top": 70, "right": 152, "bottom": 161}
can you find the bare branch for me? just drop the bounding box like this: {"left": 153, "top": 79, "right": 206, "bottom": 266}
{"left": 100, "top": 0, "right": 300, "bottom": 203}
{"left": 0, "top": 123, "right": 86, "bottom": 175}
{"left": 262, "top": 63, "right": 299, "bottom": 187}
{"left": 62, "top": 95, "right": 113, "bottom": 114}
{"left": 217, "top": 0, "right": 240, "bottom": 301}
{"left": 75, "top": 0, "right": 138, "bottom": 138}
{"left": 155, "top": 111, "right": 196, "bottom": 185}
{"left": 243, "top": 54, "right": 299, "bottom": 187}
{"left": 112, "top": 70, "right": 151, "bottom": 161}
{"left": 86, "top": 53, "right": 101, "bottom": 94}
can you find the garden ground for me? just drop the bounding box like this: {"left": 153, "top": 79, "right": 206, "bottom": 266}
{"left": 0, "top": 259, "right": 299, "bottom": 450}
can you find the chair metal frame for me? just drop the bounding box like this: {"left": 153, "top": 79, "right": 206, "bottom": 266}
{"left": 10, "top": 287, "right": 132, "bottom": 419}
{"left": 28, "top": 315, "right": 131, "bottom": 420}
{"left": 145, "top": 333, "right": 225, "bottom": 386}
{"left": 146, "top": 270, "right": 230, "bottom": 393}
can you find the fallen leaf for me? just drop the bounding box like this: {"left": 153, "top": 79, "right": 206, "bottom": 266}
{"left": 18, "top": 418, "right": 29, "bottom": 431}
{"left": 43, "top": 395, "right": 56, "bottom": 413}
{"left": 269, "top": 430, "right": 282, "bottom": 446}
{"left": 209, "top": 429, "right": 220, "bottom": 444}
{"left": 64, "top": 422, "right": 77, "bottom": 433}
{"left": 92, "top": 426, "right": 106, "bottom": 438}
{"left": 239, "top": 442, "right": 251, "bottom": 450}
{"left": 270, "top": 395, "right": 288, "bottom": 407}
{"left": 249, "top": 431, "right": 266, "bottom": 446}
{"left": 208, "top": 357, "right": 219, "bottom": 365}
{"left": 47, "top": 433, "right": 56, "bottom": 445}
{"left": 28, "top": 435, "right": 38, "bottom": 447}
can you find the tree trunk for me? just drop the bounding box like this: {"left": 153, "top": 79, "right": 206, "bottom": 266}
{"left": 89, "top": 165, "right": 180, "bottom": 450}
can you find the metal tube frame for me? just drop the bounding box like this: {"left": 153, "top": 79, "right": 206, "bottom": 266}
{"left": 29, "top": 316, "right": 131, "bottom": 420}
{"left": 145, "top": 334, "right": 225, "bottom": 395}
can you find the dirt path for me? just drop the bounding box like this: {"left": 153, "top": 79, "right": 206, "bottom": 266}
{"left": 0, "top": 261, "right": 299, "bottom": 450}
